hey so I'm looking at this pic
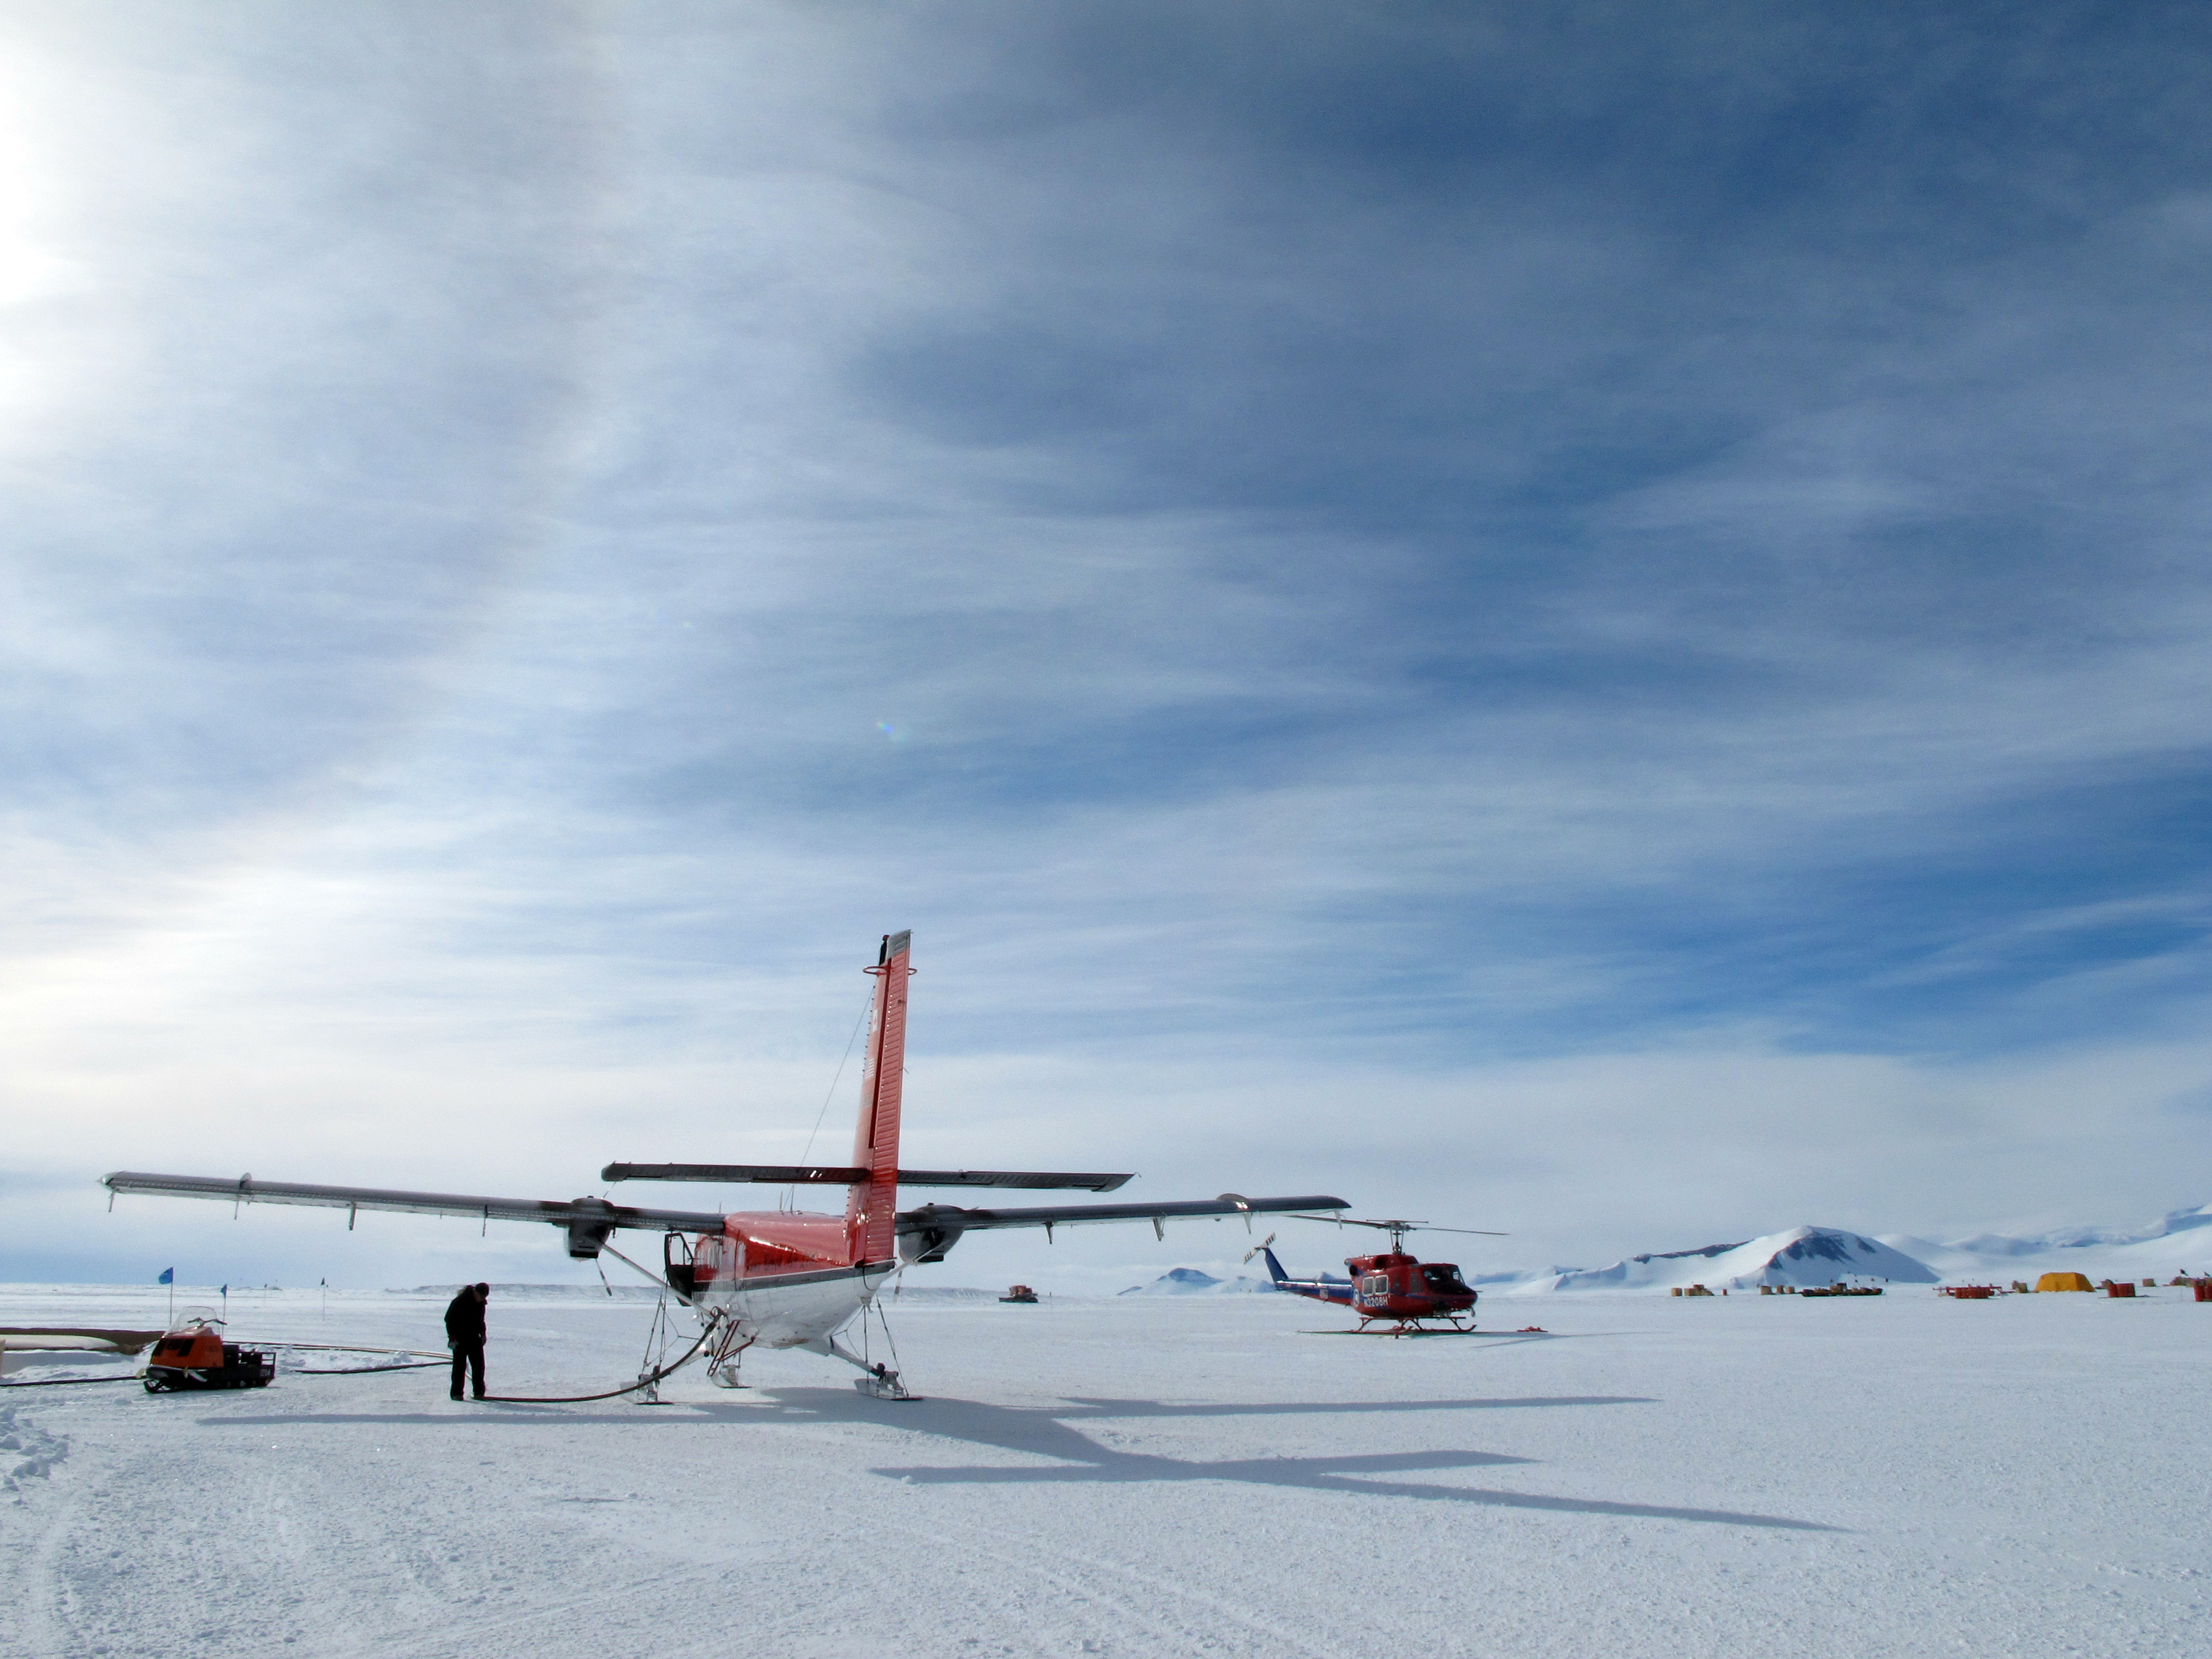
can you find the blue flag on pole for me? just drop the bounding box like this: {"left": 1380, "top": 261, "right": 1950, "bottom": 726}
{"left": 158, "top": 1267, "right": 174, "bottom": 1285}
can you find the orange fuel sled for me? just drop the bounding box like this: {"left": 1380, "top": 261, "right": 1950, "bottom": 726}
{"left": 142, "top": 1320, "right": 275, "bottom": 1393}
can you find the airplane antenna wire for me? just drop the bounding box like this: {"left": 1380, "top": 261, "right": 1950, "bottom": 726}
{"left": 789, "top": 984, "right": 876, "bottom": 1207}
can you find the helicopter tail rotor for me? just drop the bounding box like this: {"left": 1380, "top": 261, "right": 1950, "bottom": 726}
{"left": 1240, "top": 1234, "right": 1291, "bottom": 1288}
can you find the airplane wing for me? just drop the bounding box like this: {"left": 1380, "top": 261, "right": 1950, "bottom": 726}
{"left": 894, "top": 1193, "right": 1349, "bottom": 1262}
{"left": 602, "top": 1162, "right": 1135, "bottom": 1192}
{"left": 103, "top": 1171, "right": 1348, "bottom": 1266}
{"left": 101, "top": 1172, "right": 723, "bottom": 1259}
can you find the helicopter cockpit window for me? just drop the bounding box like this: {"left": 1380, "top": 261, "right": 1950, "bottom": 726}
{"left": 1419, "top": 1265, "right": 1470, "bottom": 1291}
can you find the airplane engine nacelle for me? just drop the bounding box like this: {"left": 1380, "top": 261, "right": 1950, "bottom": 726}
{"left": 565, "top": 1198, "right": 617, "bottom": 1259}
{"left": 899, "top": 1205, "right": 967, "bottom": 1264}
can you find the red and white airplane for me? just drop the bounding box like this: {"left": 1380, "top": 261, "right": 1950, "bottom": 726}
{"left": 106, "top": 931, "right": 1347, "bottom": 1396}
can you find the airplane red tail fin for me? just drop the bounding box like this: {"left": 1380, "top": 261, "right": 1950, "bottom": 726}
{"left": 845, "top": 930, "right": 911, "bottom": 1265}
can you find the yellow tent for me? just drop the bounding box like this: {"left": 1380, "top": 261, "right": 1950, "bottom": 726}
{"left": 2034, "top": 1271, "right": 2094, "bottom": 1293}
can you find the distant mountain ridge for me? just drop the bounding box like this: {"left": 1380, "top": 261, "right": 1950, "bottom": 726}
{"left": 1877, "top": 1203, "right": 2212, "bottom": 1281}
{"left": 1933, "top": 1202, "right": 2212, "bottom": 1255}
{"left": 1630, "top": 1241, "right": 1748, "bottom": 1264}
{"left": 1118, "top": 1268, "right": 1279, "bottom": 1296}
{"left": 1510, "top": 1227, "right": 1938, "bottom": 1295}
{"left": 1491, "top": 1203, "right": 2212, "bottom": 1295}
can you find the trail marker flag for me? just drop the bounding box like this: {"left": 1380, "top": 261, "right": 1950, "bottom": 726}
{"left": 157, "top": 1267, "right": 173, "bottom": 1284}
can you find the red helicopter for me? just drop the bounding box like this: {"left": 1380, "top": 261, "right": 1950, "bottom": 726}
{"left": 1248, "top": 1215, "right": 1504, "bottom": 1335}
{"left": 106, "top": 931, "right": 1348, "bottom": 1398}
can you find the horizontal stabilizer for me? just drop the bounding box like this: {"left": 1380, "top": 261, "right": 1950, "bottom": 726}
{"left": 897, "top": 1193, "right": 1349, "bottom": 1236}
{"left": 602, "top": 1162, "right": 1134, "bottom": 1192}
{"left": 603, "top": 1162, "right": 866, "bottom": 1185}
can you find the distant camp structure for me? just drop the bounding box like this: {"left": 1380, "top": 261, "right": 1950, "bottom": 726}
{"left": 999, "top": 1284, "right": 1039, "bottom": 1304}
{"left": 1939, "top": 1273, "right": 2208, "bottom": 1299}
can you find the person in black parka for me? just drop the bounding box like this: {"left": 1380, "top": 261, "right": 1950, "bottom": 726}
{"left": 445, "top": 1282, "right": 489, "bottom": 1399}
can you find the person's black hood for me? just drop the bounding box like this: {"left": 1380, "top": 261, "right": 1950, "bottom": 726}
{"left": 444, "top": 1286, "right": 487, "bottom": 1342}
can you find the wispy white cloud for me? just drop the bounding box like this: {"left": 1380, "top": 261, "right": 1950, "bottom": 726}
{"left": 5, "top": 4, "right": 2212, "bottom": 1285}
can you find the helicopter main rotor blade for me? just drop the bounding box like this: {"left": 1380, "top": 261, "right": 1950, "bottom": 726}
{"left": 1281, "top": 1213, "right": 1410, "bottom": 1229}
{"left": 1405, "top": 1224, "right": 1510, "bottom": 1236}
{"left": 1281, "top": 1213, "right": 1509, "bottom": 1236}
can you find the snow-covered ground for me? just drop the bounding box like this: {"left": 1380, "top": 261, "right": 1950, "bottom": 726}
{"left": 3, "top": 1281, "right": 2208, "bottom": 1658}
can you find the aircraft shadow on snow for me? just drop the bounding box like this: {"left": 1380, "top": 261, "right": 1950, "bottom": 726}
{"left": 212, "top": 1390, "right": 1836, "bottom": 1532}
{"left": 776, "top": 1388, "right": 1839, "bottom": 1532}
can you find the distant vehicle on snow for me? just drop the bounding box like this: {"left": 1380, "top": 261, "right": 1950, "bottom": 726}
{"left": 142, "top": 1313, "right": 275, "bottom": 1392}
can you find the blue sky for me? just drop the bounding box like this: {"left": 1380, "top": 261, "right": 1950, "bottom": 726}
{"left": 4, "top": 3, "right": 2210, "bottom": 1290}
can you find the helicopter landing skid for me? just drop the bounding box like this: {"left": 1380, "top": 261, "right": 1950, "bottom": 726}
{"left": 1366, "top": 1314, "right": 1479, "bottom": 1338}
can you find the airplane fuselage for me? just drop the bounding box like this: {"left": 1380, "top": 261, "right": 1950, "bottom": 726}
{"left": 680, "top": 1210, "right": 892, "bottom": 1350}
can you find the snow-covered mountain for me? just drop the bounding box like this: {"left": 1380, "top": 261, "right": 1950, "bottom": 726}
{"left": 1878, "top": 1204, "right": 2212, "bottom": 1282}
{"left": 1506, "top": 1227, "right": 1938, "bottom": 1295}
{"left": 1118, "top": 1268, "right": 1278, "bottom": 1296}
